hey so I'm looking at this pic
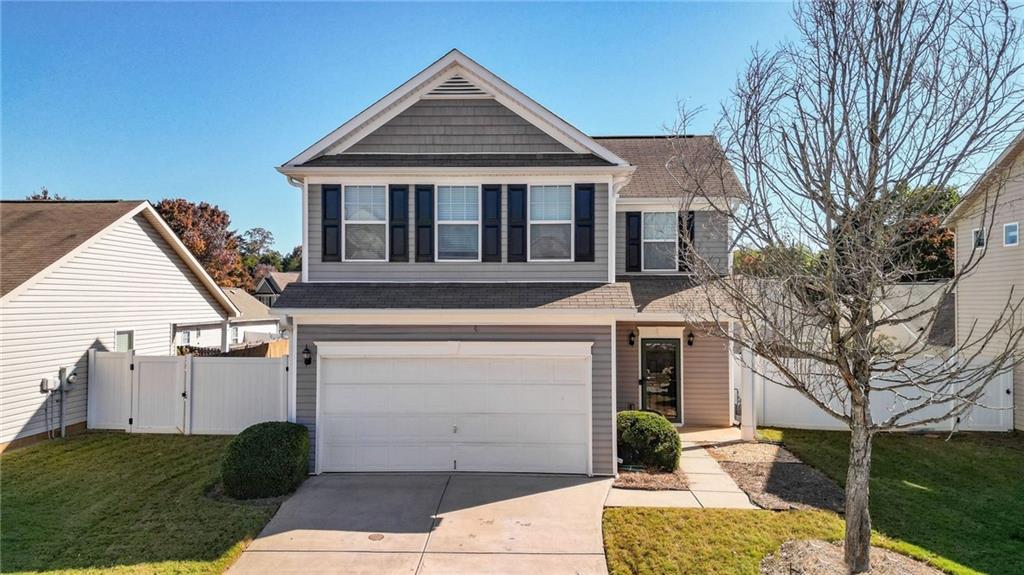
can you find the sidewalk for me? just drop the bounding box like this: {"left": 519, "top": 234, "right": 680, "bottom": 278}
{"left": 605, "top": 441, "right": 756, "bottom": 509}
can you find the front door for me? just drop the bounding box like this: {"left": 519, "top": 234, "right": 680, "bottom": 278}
{"left": 641, "top": 339, "right": 681, "bottom": 423}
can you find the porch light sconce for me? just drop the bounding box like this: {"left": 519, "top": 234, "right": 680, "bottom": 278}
{"left": 302, "top": 345, "right": 312, "bottom": 366}
{"left": 628, "top": 330, "right": 636, "bottom": 347}
{"left": 687, "top": 332, "right": 695, "bottom": 347}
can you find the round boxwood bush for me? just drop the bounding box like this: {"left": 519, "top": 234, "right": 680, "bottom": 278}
{"left": 617, "top": 410, "right": 681, "bottom": 471}
{"left": 222, "top": 421, "right": 309, "bottom": 499}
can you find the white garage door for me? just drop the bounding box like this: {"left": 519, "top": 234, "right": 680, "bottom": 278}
{"left": 317, "top": 341, "right": 592, "bottom": 474}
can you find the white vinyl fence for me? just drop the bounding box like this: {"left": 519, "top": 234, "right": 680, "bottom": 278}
{"left": 746, "top": 355, "right": 1014, "bottom": 432}
{"left": 87, "top": 350, "right": 287, "bottom": 435}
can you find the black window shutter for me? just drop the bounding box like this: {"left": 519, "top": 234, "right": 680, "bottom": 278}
{"left": 507, "top": 184, "right": 527, "bottom": 262}
{"left": 321, "top": 185, "right": 341, "bottom": 262}
{"left": 625, "top": 211, "right": 641, "bottom": 272}
{"left": 415, "top": 185, "right": 434, "bottom": 262}
{"left": 679, "top": 211, "right": 695, "bottom": 271}
{"left": 574, "top": 184, "right": 596, "bottom": 262}
{"left": 482, "top": 185, "right": 502, "bottom": 262}
{"left": 389, "top": 185, "right": 409, "bottom": 262}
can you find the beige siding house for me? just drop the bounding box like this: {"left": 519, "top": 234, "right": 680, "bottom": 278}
{"left": 0, "top": 201, "right": 237, "bottom": 449}
{"left": 273, "top": 50, "right": 746, "bottom": 476}
{"left": 945, "top": 132, "right": 1024, "bottom": 430}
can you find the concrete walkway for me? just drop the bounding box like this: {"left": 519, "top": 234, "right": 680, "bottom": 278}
{"left": 605, "top": 442, "right": 756, "bottom": 509}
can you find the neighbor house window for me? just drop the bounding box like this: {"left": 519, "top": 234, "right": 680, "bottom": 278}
{"left": 114, "top": 330, "right": 134, "bottom": 352}
{"left": 972, "top": 228, "right": 986, "bottom": 249}
{"left": 180, "top": 330, "right": 192, "bottom": 346}
{"left": 230, "top": 326, "right": 240, "bottom": 344}
{"left": 436, "top": 185, "right": 480, "bottom": 261}
{"left": 1004, "top": 223, "right": 1019, "bottom": 247}
{"left": 343, "top": 185, "right": 387, "bottom": 261}
{"left": 642, "top": 212, "right": 678, "bottom": 271}
{"left": 528, "top": 185, "right": 572, "bottom": 260}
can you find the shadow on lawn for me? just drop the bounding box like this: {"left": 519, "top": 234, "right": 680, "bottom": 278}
{"left": 767, "top": 429, "right": 1024, "bottom": 575}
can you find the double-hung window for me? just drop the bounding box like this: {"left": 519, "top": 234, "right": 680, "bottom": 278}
{"left": 436, "top": 185, "right": 480, "bottom": 261}
{"left": 343, "top": 185, "right": 388, "bottom": 261}
{"left": 1004, "top": 222, "right": 1019, "bottom": 247}
{"left": 972, "top": 228, "right": 986, "bottom": 250}
{"left": 115, "top": 330, "right": 134, "bottom": 352}
{"left": 528, "top": 185, "right": 573, "bottom": 261}
{"left": 642, "top": 212, "right": 678, "bottom": 271}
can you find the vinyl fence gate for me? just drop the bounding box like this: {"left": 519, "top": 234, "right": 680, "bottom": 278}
{"left": 87, "top": 350, "right": 288, "bottom": 434}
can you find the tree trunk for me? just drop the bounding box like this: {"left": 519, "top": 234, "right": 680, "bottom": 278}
{"left": 844, "top": 400, "right": 873, "bottom": 573}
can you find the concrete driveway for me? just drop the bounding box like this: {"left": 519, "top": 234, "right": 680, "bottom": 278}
{"left": 228, "top": 473, "right": 613, "bottom": 575}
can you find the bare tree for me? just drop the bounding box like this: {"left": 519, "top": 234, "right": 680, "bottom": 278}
{"left": 669, "top": 1, "right": 1024, "bottom": 572}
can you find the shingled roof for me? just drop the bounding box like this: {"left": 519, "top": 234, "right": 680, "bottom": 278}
{"left": 274, "top": 282, "right": 635, "bottom": 310}
{"left": 301, "top": 153, "right": 613, "bottom": 168}
{"left": 595, "top": 136, "right": 745, "bottom": 199}
{"left": 0, "top": 200, "right": 144, "bottom": 297}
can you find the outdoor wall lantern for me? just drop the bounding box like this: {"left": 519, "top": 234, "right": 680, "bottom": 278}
{"left": 687, "top": 332, "right": 695, "bottom": 347}
{"left": 628, "top": 330, "right": 636, "bottom": 347}
{"left": 302, "top": 345, "right": 312, "bottom": 366}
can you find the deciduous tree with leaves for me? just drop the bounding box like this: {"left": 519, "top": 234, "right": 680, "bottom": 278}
{"left": 671, "top": 1, "right": 1024, "bottom": 572}
{"left": 154, "top": 198, "right": 250, "bottom": 289}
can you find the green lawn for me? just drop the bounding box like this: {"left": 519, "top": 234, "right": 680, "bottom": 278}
{"left": 604, "top": 429, "right": 1024, "bottom": 575}
{"left": 1, "top": 433, "right": 277, "bottom": 574}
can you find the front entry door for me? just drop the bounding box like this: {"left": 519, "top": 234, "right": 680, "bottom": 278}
{"left": 641, "top": 339, "right": 681, "bottom": 423}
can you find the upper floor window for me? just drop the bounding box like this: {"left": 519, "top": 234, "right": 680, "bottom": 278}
{"left": 528, "top": 185, "right": 573, "bottom": 261}
{"left": 642, "top": 212, "right": 677, "bottom": 271}
{"left": 972, "top": 228, "right": 986, "bottom": 249}
{"left": 344, "top": 185, "right": 387, "bottom": 261}
{"left": 1004, "top": 222, "right": 1019, "bottom": 247}
{"left": 115, "top": 330, "right": 134, "bottom": 352}
{"left": 436, "top": 185, "right": 480, "bottom": 261}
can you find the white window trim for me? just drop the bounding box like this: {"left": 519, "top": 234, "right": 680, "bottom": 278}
{"left": 113, "top": 329, "right": 135, "bottom": 352}
{"left": 972, "top": 227, "right": 987, "bottom": 250}
{"left": 527, "top": 184, "right": 575, "bottom": 263}
{"left": 641, "top": 210, "right": 679, "bottom": 272}
{"left": 1004, "top": 222, "right": 1019, "bottom": 247}
{"left": 435, "top": 185, "right": 483, "bottom": 263}
{"left": 180, "top": 329, "right": 193, "bottom": 346}
{"left": 341, "top": 184, "right": 389, "bottom": 263}
{"left": 230, "top": 325, "right": 241, "bottom": 345}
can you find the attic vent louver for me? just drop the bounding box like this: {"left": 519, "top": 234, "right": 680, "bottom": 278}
{"left": 425, "top": 74, "right": 488, "bottom": 97}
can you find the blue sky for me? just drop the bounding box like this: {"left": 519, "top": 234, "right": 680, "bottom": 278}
{"left": 2, "top": 2, "right": 796, "bottom": 250}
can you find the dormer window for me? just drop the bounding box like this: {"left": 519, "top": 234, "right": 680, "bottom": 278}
{"left": 528, "top": 185, "right": 573, "bottom": 261}
{"left": 343, "top": 185, "right": 388, "bottom": 261}
{"left": 436, "top": 185, "right": 481, "bottom": 261}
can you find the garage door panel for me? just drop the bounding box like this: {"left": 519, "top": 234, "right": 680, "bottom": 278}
{"left": 323, "top": 443, "right": 454, "bottom": 472}
{"left": 455, "top": 413, "right": 588, "bottom": 444}
{"left": 323, "top": 414, "right": 453, "bottom": 442}
{"left": 455, "top": 444, "right": 588, "bottom": 474}
{"left": 486, "top": 385, "right": 588, "bottom": 413}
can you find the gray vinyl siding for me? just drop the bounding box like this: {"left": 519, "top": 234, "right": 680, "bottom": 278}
{"left": 615, "top": 322, "right": 730, "bottom": 426}
{"left": 308, "top": 184, "right": 609, "bottom": 282}
{"left": 335, "top": 99, "right": 572, "bottom": 155}
{"left": 615, "top": 210, "right": 731, "bottom": 275}
{"left": 0, "top": 214, "right": 227, "bottom": 443}
{"left": 294, "top": 324, "right": 615, "bottom": 475}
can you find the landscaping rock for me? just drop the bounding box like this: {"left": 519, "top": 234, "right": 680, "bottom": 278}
{"left": 760, "top": 540, "right": 941, "bottom": 575}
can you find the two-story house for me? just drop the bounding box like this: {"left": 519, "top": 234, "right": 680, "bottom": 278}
{"left": 944, "top": 130, "right": 1024, "bottom": 431}
{"left": 273, "top": 50, "right": 743, "bottom": 476}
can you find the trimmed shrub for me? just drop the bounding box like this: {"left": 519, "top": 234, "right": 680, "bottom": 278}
{"left": 617, "top": 410, "right": 681, "bottom": 471}
{"left": 222, "top": 421, "right": 309, "bottom": 499}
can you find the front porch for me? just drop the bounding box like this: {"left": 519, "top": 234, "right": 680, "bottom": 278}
{"left": 616, "top": 321, "right": 738, "bottom": 429}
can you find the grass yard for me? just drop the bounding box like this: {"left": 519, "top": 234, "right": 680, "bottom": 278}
{"left": 604, "top": 429, "right": 1023, "bottom": 575}
{"left": 1, "top": 432, "right": 277, "bottom": 575}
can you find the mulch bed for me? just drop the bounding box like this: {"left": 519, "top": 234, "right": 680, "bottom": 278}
{"left": 708, "top": 443, "right": 844, "bottom": 512}
{"left": 760, "top": 540, "right": 942, "bottom": 575}
{"left": 613, "top": 468, "right": 689, "bottom": 490}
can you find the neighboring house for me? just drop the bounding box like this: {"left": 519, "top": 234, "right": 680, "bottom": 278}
{"left": 253, "top": 271, "right": 299, "bottom": 306}
{"left": 0, "top": 200, "right": 238, "bottom": 450}
{"left": 944, "top": 131, "right": 1024, "bottom": 431}
{"left": 875, "top": 282, "right": 955, "bottom": 354}
{"left": 273, "top": 50, "right": 743, "bottom": 476}
{"left": 175, "top": 287, "right": 283, "bottom": 349}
